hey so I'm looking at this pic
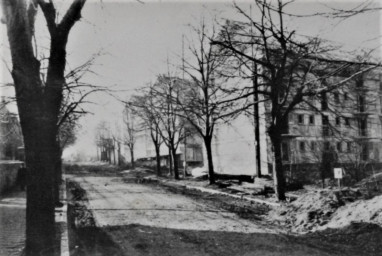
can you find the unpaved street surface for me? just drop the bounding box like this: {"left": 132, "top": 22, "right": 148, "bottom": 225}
{"left": 67, "top": 173, "right": 380, "bottom": 256}
{"left": 69, "top": 176, "right": 273, "bottom": 233}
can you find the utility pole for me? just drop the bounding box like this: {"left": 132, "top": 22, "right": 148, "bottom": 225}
{"left": 253, "top": 63, "right": 262, "bottom": 178}
{"left": 183, "top": 132, "right": 187, "bottom": 178}
{"left": 182, "top": 34, "right": 187, "bottom": 178}
{"left": 250, "top": 5, "right": 262, "bottom": 177}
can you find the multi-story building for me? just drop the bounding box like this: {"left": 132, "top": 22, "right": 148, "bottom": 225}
{"left": 278, "top": 68, "right": 382, "bottom": 183}
{"left": 129, "top": 67, "right": 382, "bottom": 184}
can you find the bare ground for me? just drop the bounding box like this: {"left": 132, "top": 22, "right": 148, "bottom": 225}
{"left": 65, "top": 165, "right": 382, "bottom": 256}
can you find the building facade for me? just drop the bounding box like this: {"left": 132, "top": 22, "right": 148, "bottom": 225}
{"left": 132, "top": 126, "right": 204, "bottom": 171}
{"left": 129, "top": 68, "right": 382, "bottom": 184}
{"left": 277, "top": 68, "right": 382, "bottom": 183}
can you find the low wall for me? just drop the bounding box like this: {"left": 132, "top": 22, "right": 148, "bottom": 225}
{"left": 0, "top": 161, "right": 22, "bottom": 194}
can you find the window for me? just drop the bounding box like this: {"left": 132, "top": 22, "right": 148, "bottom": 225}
{"left": 361, "top": 144, "right": 368, "bottom": 161}
{"left": 344, "top": 92, "right": 349, "bottom": 101}
{"left": 281, "top": 142, "right": 289, "bottom": 161}
{"left": 336, "top": 142, "right": 342, "bottom": 152}
{"left": 309, "top": 115, "right": 315, "bottom": 125}
{"left": 347, "top": 142, "right": 352, "bottom": 152}
{"left": 334, "top": 92, "right": 340, "bottom": 103}
{"left": 324, "top": 141, "right": 330, "bottom": 151}
{"left": 335, "top": 117, "right": 341, "bottom": 126}
{"left": 322, "top": 115, "right": 329, "bottom": 125}
{"left": 345, "top": 117, "right": 351, "bottom": 126}
{"left": 299, "top": 141, "right": 305, "bottom": 152}
{"left": 358, "top": 118, "right": 367, "bottom": 136}
{"left": 358, "top": 95, "right": 365, "bottom": 112}
{"left": 311, "top": 141, "right": 316, "bottom": 151}
{"left": 322, "top": 115, "right": 330, "bottom": 136}
{"left": 298, "top": 114, "right": 304, "bottom": 125}
{"left": 321, "top": 92, "right": 328, "bottom": 110}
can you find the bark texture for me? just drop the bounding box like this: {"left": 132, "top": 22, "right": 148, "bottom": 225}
{"left": 1, "top": 0, "right": 86, "bottom": 254}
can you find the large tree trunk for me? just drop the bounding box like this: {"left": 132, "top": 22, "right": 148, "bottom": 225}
{"left": 2, "top": 1, "right": 86, "bottom": 254}
{"left": 204, "top": 136, "right": 215, "bottom": 184}
{"left": 6, "top": 20, "right": 61, "bottom": 253}
{"left": 171, "top": 146, "right": 179, "bottom": 180}
{"left": 269, "top": 130, "right": 286, "bottom": 201}
{"left": 155, "top": 144, "right": 161, "bottom": 176}
{"left": 24, "top": 121, "right": 59, "bottom": 255}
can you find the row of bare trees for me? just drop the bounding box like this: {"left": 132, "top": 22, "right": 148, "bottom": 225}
{"left": 128, "top": 1, "right": 380, "bottom": 202}
{"left": 129, "top": 76, "right": 187, "bottom": 179}
{"left": 1, "top": 0, "right": 380, "bottom": 254}
{"left": 211, "top": 1, "right": 380, "bottom": 200}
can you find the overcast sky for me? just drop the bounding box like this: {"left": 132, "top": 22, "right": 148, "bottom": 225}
{"left": 0, "top": 0, "right": 381, "bottom": 158}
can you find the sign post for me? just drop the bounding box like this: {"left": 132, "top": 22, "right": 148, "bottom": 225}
{"left": 334, "top": 168, "right": 343, "bottom": 189}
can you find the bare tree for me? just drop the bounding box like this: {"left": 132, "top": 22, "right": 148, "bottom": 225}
{"left": 150, "top": 75, "right": 188, "bottom": 179}
{"left": 95, "top": 121, "right": 115, "bottom": 163}
{"left": 130, "top": 89, "right": 164, "bottom": 176}
{"left": 0, "top": 60, "right": 98, "bottom": 206}
{"left": 175, "top": 21, "right": 246, "bottom": 184}
{"left": 1, "top": 0, "right": 87, "bottom": 253}
{"left": 212, "top": 0, "right": 380, "bottom": 200}
{"left": 110, "top": 122, "right": 123, "bottom": 166}
{"left": 123, "top": 103, "right": 138, "bottom": 168}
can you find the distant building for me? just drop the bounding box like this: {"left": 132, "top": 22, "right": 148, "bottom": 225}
{"left": 212, "top": 113, "right": 269, "bottom": 177}
{"left": 128, "top": 76, "right": 205, "bottom": 171}
{"left": 0, "top": 101, "right": 23, "bottom": 160}
{"left": 211, "top": 67, "right": 382, "bottom": 183}
{"left": 132, "top": 122, "right": 204, "bottom": 171}
{"left": 130, "top": 67, "right": 382, "bottom": 183}
{"left": 264, "top": 68, "right": 382, "bottom": 183}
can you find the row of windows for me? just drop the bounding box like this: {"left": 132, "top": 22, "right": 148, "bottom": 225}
{"left": 296, "top": 114, "right": 352, "bottom": 127}
{"left": 317, "top": 91, "right": 382, "bottom": 112}
{"left": 282, "top": 141, "right": 370, "bottom": 161}
{"left": 295, "top": 141, "right": 353, "bottom": 153}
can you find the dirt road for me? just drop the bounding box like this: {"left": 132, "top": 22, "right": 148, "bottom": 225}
{"left": 67, "top": 175, "right": 376, "bottom": 256}
{"left": 69, "top": 176, "right": 273, "bottom": 233}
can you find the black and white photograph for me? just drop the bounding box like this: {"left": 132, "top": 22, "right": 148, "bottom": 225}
{"left": 0, "top": 0, "right": 381, "bottom": 255}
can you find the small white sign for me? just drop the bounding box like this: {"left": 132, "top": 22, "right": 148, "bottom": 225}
{"left": 334, "top": 168, "right": 343, "bottom": 179}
